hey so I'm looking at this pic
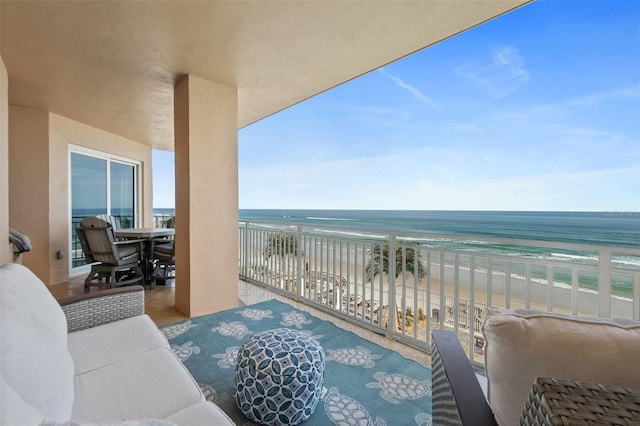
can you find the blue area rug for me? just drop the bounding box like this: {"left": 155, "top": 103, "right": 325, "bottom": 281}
{"left": 161, "top": 299, "right": 432, "bottom": 425}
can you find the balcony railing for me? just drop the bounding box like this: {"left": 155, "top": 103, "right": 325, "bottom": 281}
{"left": 238, "top": 221, "right": 640, "bottom": 366}
{"left": 153, "top": 214, "right": 175, "bottom": 228}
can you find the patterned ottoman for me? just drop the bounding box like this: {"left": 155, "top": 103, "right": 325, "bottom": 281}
{"left": 234, "top": 328, "right": 325, "bottom": 425}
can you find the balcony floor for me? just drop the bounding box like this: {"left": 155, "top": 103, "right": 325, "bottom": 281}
{"left": 50, "top": 276, "right": 431, "bottom": 367}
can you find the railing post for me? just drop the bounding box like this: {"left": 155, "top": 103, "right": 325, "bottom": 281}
{"left": 296, "top": 225, "right": 302, "bottom": 301}
{"left": 243, "top": 221, "right": 249, "bottom": 278}
{"left": 387, "top": 234, "right": 396, "bottom": 339}
{"left": 598, "top": 249, "right": 612, "bottom": 318}
{"left": 634, "top": 274, "right": 640, "bottom": 321}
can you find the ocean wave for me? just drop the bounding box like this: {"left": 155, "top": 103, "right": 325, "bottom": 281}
{"left": 251, "top": 223, "right": 296, "bottom": 231}
{"left": 612, "top": 256, "right": 640, "bottom": 269}
{"left": 297, "top": 230, "right": 640, "bottom": 269}
{"left": 307, "top": 216, "right": 354, "bottom": 221}
{"left": 440, "top": 264, "right": 634, "bottom": 302}
{"left": 308, "top": 227, "right": 386, "bottom": 240}
{"left": 549, "top": 252, "right": 599, "bottom": 262}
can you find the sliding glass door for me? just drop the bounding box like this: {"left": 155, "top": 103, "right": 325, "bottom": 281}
{"left": 70, "top": 148, "right": 139, "bottom": 270}
{"left": 110, "top": 161, "right": 136, "bottom": 228}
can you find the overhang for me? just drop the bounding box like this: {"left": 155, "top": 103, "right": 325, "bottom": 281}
{"left": 1, "top": 1, "right": 531, "bottom": 150}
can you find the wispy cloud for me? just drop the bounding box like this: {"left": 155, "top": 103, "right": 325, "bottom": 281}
{"left": 455, "top": 45, "right": 530, "bottom": 99}
{"left": 378, "top": 68, "right": 440, "bottom": 109}
{"left": 240, "top": 145, "right": 640, "bottom": 210}
{"left": 346, "top": 104, "right": 413, "bottom": 127}
{"left": 566, "top": 86, "right": 640, "bottom": 107}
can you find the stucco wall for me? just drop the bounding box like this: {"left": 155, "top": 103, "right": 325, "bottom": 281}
{"left": 8, "top": 108, "right": 153, "bottom": 285}
{"left": 9, "top": 106, "right": 51, "bottom": 282}
{"left": 0, "top": 55, "right": 11, "bottom": 265}
{"left": 174, "top": 75, "right": 238, "bottom": 316}
{"left": 49, "top": 114, "right": 153, "bottom": 284}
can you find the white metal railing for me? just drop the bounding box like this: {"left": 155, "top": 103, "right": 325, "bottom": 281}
{"left": 238, "top": 221, "right": 640, "bottom": 365}
{"left": 153, "top": 214, "right": 174, "bottom": 228}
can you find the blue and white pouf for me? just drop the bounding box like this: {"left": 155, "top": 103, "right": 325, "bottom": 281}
{"left": 234, "top": 328, "right": 325, "bottom": 425}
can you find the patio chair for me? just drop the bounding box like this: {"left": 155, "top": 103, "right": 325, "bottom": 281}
{"left": 430, "top": 308, "right": 640, "bottom": 425}
{"left": 166, "top": 216, "right": 175, "bottom": 228}
{"left": 94, "top": 214, "right": 126, "bottom": 241}
{"left": 150, "top": 218, "right": 175, "bottom": 288}
{"left": 94, "top": 214, "right": 122, "bottom": 229}
{"left": 76, "top": 217, "right": 144, "bottom": 293}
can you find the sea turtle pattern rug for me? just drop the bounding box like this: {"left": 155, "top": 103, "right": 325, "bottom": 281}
{"left": 161, "top": 299, "right": 432, "bottom": 425}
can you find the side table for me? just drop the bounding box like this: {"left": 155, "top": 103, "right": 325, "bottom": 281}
{"left": 520, "top": 377, "right": 640, "bottom": 425}
{"left": 234, "top": 328, "right": 325, "bottom": 425}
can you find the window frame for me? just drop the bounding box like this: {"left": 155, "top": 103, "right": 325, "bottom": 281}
{"left": 68, "top": 145, "right": 142, "bottom": 274}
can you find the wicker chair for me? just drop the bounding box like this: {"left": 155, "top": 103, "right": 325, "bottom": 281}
{"left": 76, "top": 217, "right": 144, "bottom": 293}
{"left": 431, "top": 330, "right": 496, "bottom": 426}
{"left": 431, "top": 309, "right": 640, "bottom": 426}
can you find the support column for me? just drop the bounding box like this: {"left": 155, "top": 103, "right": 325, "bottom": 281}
{"left": 174, "top": 75, "right": 239, "bottom": 317}
{"left": 0, "top": 56, "right": 10, "bottom": 264}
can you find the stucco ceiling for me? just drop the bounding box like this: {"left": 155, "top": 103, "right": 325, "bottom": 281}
{"left": 1, "top": 1, "right": 531, "bottom": 151}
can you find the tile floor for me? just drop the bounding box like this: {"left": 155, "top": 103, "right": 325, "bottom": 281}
{"left": 50, "top": 276, "right": 431, "bottom": 367}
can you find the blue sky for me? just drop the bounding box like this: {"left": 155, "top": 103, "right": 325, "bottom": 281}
{"left": 153, "top": 0, "right": 640, "bottom": 211}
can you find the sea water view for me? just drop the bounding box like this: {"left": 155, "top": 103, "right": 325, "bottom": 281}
{"left": 232, "top": 209, "right": 640, "bottom": 360}
{"left": 152, "top": 209, "right": 640, "bottom": 300}
{"left": 241, "top": 210, "right": 639, "bottom": 293}
{"left": 238, "top": 209, "right": 640, "bottom": 248}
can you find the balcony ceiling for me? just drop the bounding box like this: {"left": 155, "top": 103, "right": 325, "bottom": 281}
{"left": 1, "top": 1, "right": 530, "bottom": 151}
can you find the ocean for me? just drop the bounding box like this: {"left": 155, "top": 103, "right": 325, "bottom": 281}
{"left": 154, "top": 208, "right": 640, "bottom": 249}
{"left": 154, "top": 209, "right": 640, "bottom": 297}
{"left": 237, "top": 209, "right": 640, "bottom": 248}
{"left": 158, "top": 208, "right": 640, "bottom": 260}
{"left": 238, "top": 210, "right": 640, "bottom": 300}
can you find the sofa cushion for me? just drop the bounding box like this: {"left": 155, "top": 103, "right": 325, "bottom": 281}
{"left": 165, "top": 401, "right": 235, "bottom": 425}
{"left": 0, "top": 263, "right": 75, "bottom": 422}
{"left": 41, "top": 420, "right": 178, "bottom": 426}
{"left": 72, "top": 347, "right": 205, "bottom": 421}
{"left": 482, "top": 307, "right": 640, "bottom": 426}
{"left": 0, "top": 374, "right": 46, "bottom": 425}
{"left": 68, "top": 314, "right": 169, "bottom": 375}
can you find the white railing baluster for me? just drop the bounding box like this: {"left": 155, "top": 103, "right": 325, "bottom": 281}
{"left": 634, "top": 274, "right": 640, "bottom": 321}
{"left": 388, "top": 235, "right": 397, "bottom": 339}
{"left": 487, "top": 258, "right": 493, "bottom": 308}
{"left": 547, "top": 265, "right": 553, "bottom": 312}
{"left": 505, "top": 260, "right": 511, "bottom": 309}
{"left": 469, "top": 255, "right": 476, "bottom": 360}
{"left": 524, "top": 263, "right": 531, "bottom": 309}
{"left": 598, "top": 249, "right": 612, "bottom": 318}
{"left": 296, "top": 226, "right": 302, "bottom": 300}
{"left": 238, "top": 221, "right": 640, "bottom": 362}
{"left": 571, "top": 267, "right": 579, "bottom": 316}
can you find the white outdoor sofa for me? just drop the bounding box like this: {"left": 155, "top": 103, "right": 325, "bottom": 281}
{"left": 0, "top": 263, "right": 234, "bottom": 425}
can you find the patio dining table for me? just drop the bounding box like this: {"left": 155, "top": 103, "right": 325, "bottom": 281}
{"left": 115, "top": 227, "right": 175, "bottom": 239}
{"left": 114, "top": 227, "right": 175, "bottom": 285}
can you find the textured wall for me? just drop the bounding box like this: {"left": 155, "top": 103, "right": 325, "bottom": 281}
{"left": 174, "top": 75, "right": 239, "bottom": 317}
{"left": 9, "top": 106, "right": 51, "bottom": 282}
{"left": 7, "top": 108, "right": 152, "bottom": 285}
{"left": 49, "top": 114, "right": 153, "bottom": 284}
{"left": 0, "top": 55, "right": 11, "bottom": 265}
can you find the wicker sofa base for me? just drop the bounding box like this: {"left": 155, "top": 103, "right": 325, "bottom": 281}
{"left": 520, "top": 377, "right": 640, "bottom": 426}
